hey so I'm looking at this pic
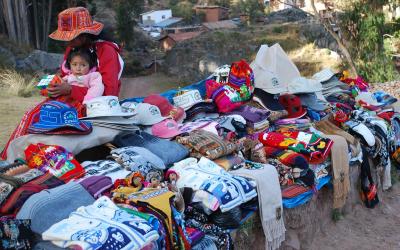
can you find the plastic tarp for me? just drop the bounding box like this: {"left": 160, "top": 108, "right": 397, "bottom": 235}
{"left": 282, "top": 176, "right": 331, "bottom": 208}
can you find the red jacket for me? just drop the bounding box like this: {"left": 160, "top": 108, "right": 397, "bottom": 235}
{"left": 61, "top": 41, "right": 123, "bottom": 102}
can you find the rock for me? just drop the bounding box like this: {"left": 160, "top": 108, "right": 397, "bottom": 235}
{"left": 299, "top": 23, "right": 339, "bottom": 53}
{"left": 16, "top": 50, "right": 63, "bottom": 72}
{"left": 266, "top": 8, "right": 310, "bottom": 24}
{"left": 0, "top": 46, "right": 16, "bottom": 67}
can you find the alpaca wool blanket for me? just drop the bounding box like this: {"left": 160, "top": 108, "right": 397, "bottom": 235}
{"left": 230, "top": 164, "right": 285, "bottom": 250}
{"left": 176, "top": 130, "right": 237, "bottom": 160}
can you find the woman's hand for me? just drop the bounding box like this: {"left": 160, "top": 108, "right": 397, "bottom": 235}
{"left": 47, "top": 78, "right": 71, "bottom": 97}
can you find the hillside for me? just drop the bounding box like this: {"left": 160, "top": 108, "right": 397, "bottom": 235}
{"left": 162, "top": 21, "right": 344, "bottom": 84}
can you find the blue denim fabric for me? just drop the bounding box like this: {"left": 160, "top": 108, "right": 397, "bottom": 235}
{"left": 113, "top": 131, "right": 189, "bottom": 166}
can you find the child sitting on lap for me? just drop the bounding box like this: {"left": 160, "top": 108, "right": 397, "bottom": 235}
{"left": 63, "top": 48, "right": 104, "bottom": 103}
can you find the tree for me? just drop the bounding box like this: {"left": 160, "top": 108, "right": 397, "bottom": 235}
{"left": 336, "top": 0, "right": 398, "bottom": 81}
{"left": 0, "top": 0, "right": 57, "bottom": 50}
{"left": 172, "top": 1, "right": 194, "bottom": 22}
{"left": 310, "top": 0, "right": 358, "bottom": 76}
{"left": 237, "top": 0, "right": 264, "bottom": 23}
{"left": 115, "top": 0, "right": 144, "bottom": 50}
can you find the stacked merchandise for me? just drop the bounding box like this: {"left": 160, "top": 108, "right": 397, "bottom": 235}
{"left": 1, "top": 43, "right": 399, "bottom": 250}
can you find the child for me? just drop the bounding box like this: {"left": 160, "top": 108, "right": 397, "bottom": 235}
{"left": 63, "top": 47, "right": 104, "bottom": 103}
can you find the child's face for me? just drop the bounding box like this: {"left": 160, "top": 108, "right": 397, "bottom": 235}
{"left": 70, "top": 55, "right": 90, "bottom": 76}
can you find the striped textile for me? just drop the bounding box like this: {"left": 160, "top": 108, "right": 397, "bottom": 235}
{"left": 1, "top": 97, "right": 84, "bottom": 160}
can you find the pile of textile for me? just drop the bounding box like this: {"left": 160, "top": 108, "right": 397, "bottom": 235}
{"left": 1, "top": 43, "right": 399, "bottom": 250}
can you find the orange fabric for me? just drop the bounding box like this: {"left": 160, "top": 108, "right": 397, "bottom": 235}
{"left": 49, "top": 7, "right": 103, "bottom": 41}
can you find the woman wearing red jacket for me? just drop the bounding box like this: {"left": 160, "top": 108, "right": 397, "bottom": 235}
{"left": 48, "top": 6, "right": 123, "bottom": 102}
{"left": 1, "top": 7, "right": 123, "bottom": 159}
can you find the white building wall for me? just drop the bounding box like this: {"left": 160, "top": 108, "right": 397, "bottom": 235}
{"left": 141, "top": 10, "right": 172, "bottom": 25}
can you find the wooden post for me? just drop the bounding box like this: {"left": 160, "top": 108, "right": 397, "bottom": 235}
{"left": 154, "top": 55, "right": 157, "bottom": 73}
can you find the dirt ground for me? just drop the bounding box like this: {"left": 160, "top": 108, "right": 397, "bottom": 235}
{"left": 119, "top": 73, "right": 182, "bottom": 100}
{"left": 310, "top": 183, "right": 400, "bottom": 250}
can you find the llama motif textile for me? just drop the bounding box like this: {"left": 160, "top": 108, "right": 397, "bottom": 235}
{"left": 170, "top": 157, "right": 257, "bottom": 212}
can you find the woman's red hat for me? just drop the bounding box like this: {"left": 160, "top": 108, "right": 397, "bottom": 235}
{"left": 49, "top": 7, "right": 103, "bottom": 41}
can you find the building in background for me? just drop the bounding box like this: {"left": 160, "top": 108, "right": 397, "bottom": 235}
{"left": 194, "top": 5, "right": 229, "bottom": 23}
{"left": 153, "top": 17, "right": 184, "bottom": 30}
{"left": 140, "top": 9, "right": 172, "bottom": 26}
{"left": 159, "top": 31, "right": 203, "bottom": 51}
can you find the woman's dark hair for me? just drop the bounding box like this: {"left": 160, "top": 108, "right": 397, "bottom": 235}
{"left": 89, "top": 25, "right": 116, "bottom": 42}
{"left": 72, "top": 24, "right": 118, "bottom": 48}
{"left": 66, "top": 47, "right": 97, "bottom": 70}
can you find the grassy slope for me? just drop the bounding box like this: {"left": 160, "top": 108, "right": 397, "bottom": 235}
{"left": 164, "top": 22, "right": 343, "bottom": 83}
{"left": 0, "top": 95, "right": 44, "bottom": 149}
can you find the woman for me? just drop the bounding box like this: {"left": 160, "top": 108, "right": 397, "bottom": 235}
{"left": 49, "top": 6, "right": 123, "bottom": 101}
{"left": 1, "top": 7, "right": 123, "bottom": 159}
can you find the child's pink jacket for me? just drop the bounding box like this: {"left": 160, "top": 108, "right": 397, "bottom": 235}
{"left": 63, "top": 71, "right": 104, "bottom": 103}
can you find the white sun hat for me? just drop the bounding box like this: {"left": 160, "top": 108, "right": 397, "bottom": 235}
{"left": 81, "top": 96, "right": 135, "bottom": 119}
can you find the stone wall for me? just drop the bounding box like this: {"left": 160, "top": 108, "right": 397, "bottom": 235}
{"left": 232, "top": 165, "right": 363, "bottom": 250}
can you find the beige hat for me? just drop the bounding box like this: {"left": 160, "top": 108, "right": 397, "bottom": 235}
{"left": 288, "top": 77, "right": 323, "bottom": 94}
{"left": 250, "top": 44, "right": 301, "bottom": 94}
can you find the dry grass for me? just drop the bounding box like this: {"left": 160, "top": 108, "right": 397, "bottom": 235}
{"left": 288, "top": 43, "right": 344, "bottom": 77}
{"left": 0, "top": 95, "right": 44, "bottom": 149}
{"left": 0, "top": 69, "right": 38, "bottom": 97}
{"left": 0, "top": 69, "right": 41, "bottom": 150}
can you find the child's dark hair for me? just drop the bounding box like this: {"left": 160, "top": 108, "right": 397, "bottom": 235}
{"left": 66, "top": 47, "right": 97, "bottom": 70}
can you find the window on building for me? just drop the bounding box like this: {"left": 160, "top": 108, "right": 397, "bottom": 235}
{"left": 147, "top": 16, "right": 151, "bottom": 20}
{"left": 162, "top": 15, "right": 166, "bottom": 19}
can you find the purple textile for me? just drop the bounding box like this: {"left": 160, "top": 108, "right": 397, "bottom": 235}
{"left": 78, "top": 175, "right": 113, "bottom": 199}
{"left": 227, "top": 105, "right": 270, "bottom": 127}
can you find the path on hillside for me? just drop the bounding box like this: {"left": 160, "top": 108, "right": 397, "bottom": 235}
{"left": 120, "top": 73, "right": 182, "bottom": 100}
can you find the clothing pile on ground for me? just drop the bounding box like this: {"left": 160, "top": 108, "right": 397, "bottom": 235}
{"left": 1, "top": 43, "right": 400, "bottom": 250}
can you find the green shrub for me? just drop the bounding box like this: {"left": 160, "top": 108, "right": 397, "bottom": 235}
{"left": 272, "top": 26, "right": 283, "bottom": 33}
{"left": 356, "top": 55, "right": 399, "bottom": 83}
{"left": 123, "top": 58, "right": 145, "bottom": 76}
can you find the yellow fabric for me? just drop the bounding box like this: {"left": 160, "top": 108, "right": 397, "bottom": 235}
{"left": 112, "top": 186, "right": 142, "bottom": 198}
{"left": 115, "top": 188, "right": 175, "bottom": 235}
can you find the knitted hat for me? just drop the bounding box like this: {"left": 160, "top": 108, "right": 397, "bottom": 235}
{"left": 278, "top": 94, "right": 306, "bottom": 119}
{"left": 24, "top": 143, "right": 85, "bottom": 182}
{"left": 165, "top": 169, "right": 179, "bottom": 180}
{"left": 227, "top": 59, "right": 255, "bottom": 101}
